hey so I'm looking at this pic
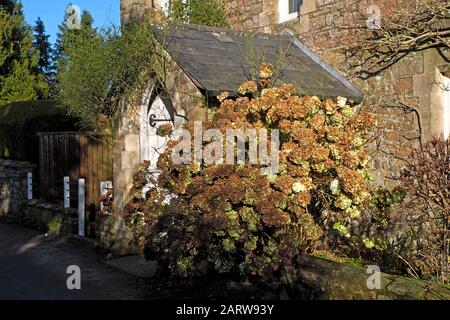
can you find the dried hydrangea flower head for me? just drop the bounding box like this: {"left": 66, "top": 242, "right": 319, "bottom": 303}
{"left": 237, "top": 80, "right": 258, "bottom": 96}
{"left": 259, "top": 62, "right": 275, "bottom": 79}
{"left": 217, "top": 91, "right": 230, "bottom": 102}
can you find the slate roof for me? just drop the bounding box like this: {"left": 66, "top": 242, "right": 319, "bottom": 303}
{"left": 153, "top": 24, "right": 363, "bottom": 102}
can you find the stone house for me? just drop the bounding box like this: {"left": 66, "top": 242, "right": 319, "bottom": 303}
{"left": 114, "top": 0, "right": 367, "bottom": 212}
{"left": 115, "top": 0, "right": 449, "bottom": 212}
{"left": 222, "top": 0, "right": 449, "bottom": 185}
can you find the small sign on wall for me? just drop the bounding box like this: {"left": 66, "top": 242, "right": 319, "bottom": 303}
{"left": 100, "top": 180, "right": 113, "bottom": 211}
{"left": 27, "top": 172, "right": 32, "bottom": 200}
{"left": 64, "top": 176, "right": 70, "bottom": 208}
{"left": 78, "top": 178, "right": 85, "bottom": 237}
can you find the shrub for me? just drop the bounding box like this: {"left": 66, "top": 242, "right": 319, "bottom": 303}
{"left": 126, "top": 64, "right": 376, "bottom": 286}
{"left": 55, "top": 17, "right": 165, "bottom": 131}
{"left": 327, "top": 186, "right": 408, "bottom": 275}
{"left": 168, "top": 0, "right": 229, "bottom": 27}
{"left": 342, "top": 137, "right": 449, "bottom": 284}
{"left": 398, "top": 136, "right": 449, "bottom": 283}
{"left": 0, "top": 100, "right": 78, "bottom": 161}
{"left": 123, "top": 161, "right": 168, "bottom": 248}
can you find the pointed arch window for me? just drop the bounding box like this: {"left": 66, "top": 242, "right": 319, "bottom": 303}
{"left": 279, "top": 0, "right": 303, "bottom": 23}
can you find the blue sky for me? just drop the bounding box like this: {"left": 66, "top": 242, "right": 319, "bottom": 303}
{"left": 21, "top": 0, "right": 120, "bottom": 44}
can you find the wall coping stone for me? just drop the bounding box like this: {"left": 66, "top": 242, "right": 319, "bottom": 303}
{"left": 0, "top": 159, "right": 36, "bottom": 171}
{"left": 23, "top": 199, "right": 77, "bottom": 214}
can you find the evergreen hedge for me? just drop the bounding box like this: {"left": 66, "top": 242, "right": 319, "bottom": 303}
{"left": 0, "top": 100, "right": 78, "bottom": 162}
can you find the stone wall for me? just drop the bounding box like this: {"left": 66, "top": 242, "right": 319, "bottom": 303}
{"left": 120, "top": 0, "right": 166, "bottom": 25}
{"left": 296, "top": 255, "right": 450, "bottom": 300}
{"left": 224, "top": 0, "right": 449, "bottom": 186}
{"left": 16, "top": 200, "right": 78, "bottom": 235}
{"left": 0, "top": 160, "right": 81, "bottom": 236}
{"left": 96, "top": 215, "right": 141, "bottom": 256}
{"left": 112, "top": 92, "right": 142, "bottom": 215}
{"left": 117, "top": 0, "right": 448, "bottom": 187}
{"left": 0, "top": 160, "right": 35, "bottom": 219}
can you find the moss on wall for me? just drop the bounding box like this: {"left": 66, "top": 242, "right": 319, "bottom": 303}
{"left": 296, "top": 255, "right": 450, "bottom": 300}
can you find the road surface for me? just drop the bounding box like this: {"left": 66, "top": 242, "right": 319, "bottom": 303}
{"left": 0, "top": 222, "right": 148, "bottom": 299}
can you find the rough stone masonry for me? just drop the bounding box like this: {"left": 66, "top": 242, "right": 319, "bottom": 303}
{"left": 119, "top": 0, "right": 449, "bottom": 189}
{"left": 222, "top": 0, "right": 449, "bottom": 187}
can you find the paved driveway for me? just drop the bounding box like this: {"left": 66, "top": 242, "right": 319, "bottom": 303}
{"left": 0, "top": 222, "right": 148, "bottom": 300}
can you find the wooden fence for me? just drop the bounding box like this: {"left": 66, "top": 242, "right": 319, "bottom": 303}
{"left": 38, "top": 132, "right": 113, "bottom": 216}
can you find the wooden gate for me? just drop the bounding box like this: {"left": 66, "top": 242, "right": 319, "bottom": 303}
{"left": 38, "top": 132, "right": 113, "bottom": 217}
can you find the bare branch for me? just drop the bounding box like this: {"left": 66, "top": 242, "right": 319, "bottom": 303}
{"left": 340, "top": 0, "right": 450, "bottom": 79}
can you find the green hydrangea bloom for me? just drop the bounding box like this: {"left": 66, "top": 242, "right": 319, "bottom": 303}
{"left": 333, "top": 221, "right": 350, "bottom": 238}
{"left": 341, "top": 106, "right": 353, "bottom": 120}
{"left": 334, "top": 194, "right": 353, "bottom": 210}
{"left": 222, "top": 238, "right": 236, "bottom": 253}
{"left": 345, "top": 206, "right": 361, "bottom": 218}
{"left": 362, "top": 237, "right": 375, "bottom": 249}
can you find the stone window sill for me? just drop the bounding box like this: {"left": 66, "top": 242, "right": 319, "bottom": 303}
{"left": 278, "top": 13, "right": 299, "bottom": 24}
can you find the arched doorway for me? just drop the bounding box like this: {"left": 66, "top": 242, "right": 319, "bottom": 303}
{"left": 139, "top": 84, "right": 181, "bottom": 198}
{"left": 146, "top": 95, "right": 175, "bottom": 170}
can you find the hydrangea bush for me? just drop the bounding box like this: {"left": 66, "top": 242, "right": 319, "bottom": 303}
{"left": 126, "top": 64, "right": 377, "bottom": 285}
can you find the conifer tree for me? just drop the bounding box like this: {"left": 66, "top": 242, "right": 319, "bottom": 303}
{"left": 33, "top": 17, "right": 54, "bottom": 87}
{"left": 54, "top": 9, "right": 97, "bottom": 69}
{"left": 0, "top": 0, "right": 47, "bottom": 106}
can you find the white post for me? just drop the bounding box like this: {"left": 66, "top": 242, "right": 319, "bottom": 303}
{"left": 78, "top": 178, "right": 85, "bottom": 237}
{"left": 100, "top": 181, "right": 112, "bottom": 211}
{"left": 27, "top": 172, "right": 33, "bottom": 200}
{"left": 64, "top": 176, "right": 70, "bottom": 208}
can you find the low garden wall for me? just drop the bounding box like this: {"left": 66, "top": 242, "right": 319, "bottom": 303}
{"left": 1, "top": 198, "right": 77, "bottom": 236}
{"left": 0, "top": 159, "right": 78, "bottom": 235}
{"left": 296, "top": 255, "right": 450, "bottom": 300}
{"left": 0, "top": 160, "right": 35, "bottom": 219}
{"left": 15, "top": 199, "right": 78, "bottom": 235}
{"left": 0, "top": 158, "right": 134, "bottom": 245}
